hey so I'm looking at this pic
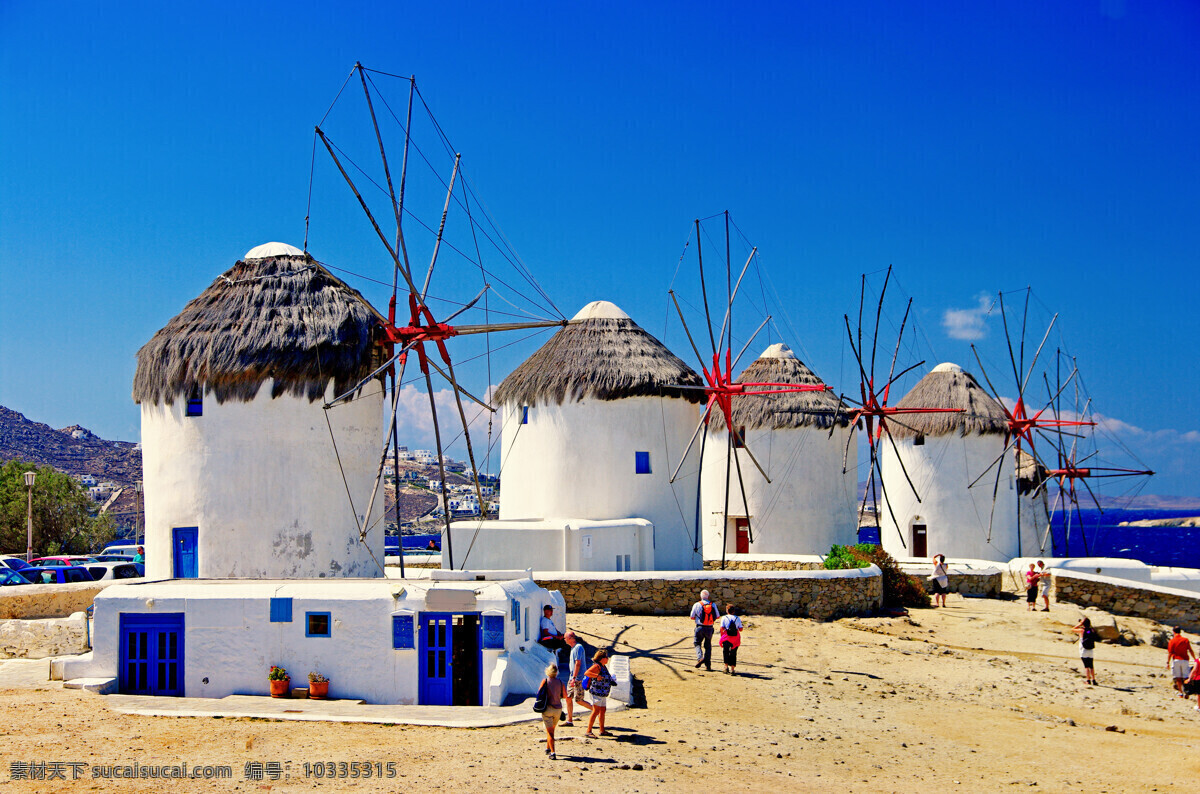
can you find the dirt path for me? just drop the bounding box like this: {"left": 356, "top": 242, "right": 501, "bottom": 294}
{"left": 1, "top": 596, "right": 1198, "bottom": 792}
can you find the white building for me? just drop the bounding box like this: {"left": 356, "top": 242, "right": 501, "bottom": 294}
{"left": 62, "top": 573, "right": 564, "bottom": 706}
{"left": 487, "top": 300, "right": 705, "bottom": 571}
{"left": 880, "top": 362, "right": 1041, "bottom": 562}
{"left": 700, "top": 344, "right": 857, "bottom": 560}
{"left": 132, "top": 242, "right": 385, "bottom": 579}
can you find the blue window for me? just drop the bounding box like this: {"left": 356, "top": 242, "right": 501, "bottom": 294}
{"left": 511, "top": 598, "right": 520, "bottom": 630}
{"left": 392, "top": 614, "right": 414, "bottom": 649}
{"left": 635, "top": 451, "right": 651, "bottom": 474}
{"left": 305, "top": 612, "right": 331, "bottom": 638}
{"left": 185, "top": 387, "right": 203, "bottom": 417}
{"left": 482, "top": 615, "right": 505, "bottom": 649}
{"left": 269, "top": 598, "right": 292, "bottom": 623}
{"left": 523, "top": 607, "right": 529, "bottom": 641}
{"left": 520, "top": 406, "right": 529, "bottom": 424}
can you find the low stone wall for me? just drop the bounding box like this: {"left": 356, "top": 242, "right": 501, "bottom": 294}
{"left": 901, "top": 566, "right": 1004, "bottom": 597}
{"left": 703, "top": 559, "right": 824, "bottom": 571}
{"left": 536, "top": 567, "right": 882, "bottom": 620}
{"left": 0, "top": 613, "right": 89, "bottom": 659}
{"left": 0, "top": 581, "right": 115, "bottom": 620}
{"left": 1053, "top": 570, "right": 1200, "bottom": 630}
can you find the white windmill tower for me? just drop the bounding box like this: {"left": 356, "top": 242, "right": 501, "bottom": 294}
{"left": 134, "top": 243, "right": 386, "bottom": 579}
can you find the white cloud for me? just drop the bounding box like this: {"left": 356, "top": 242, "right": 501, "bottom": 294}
{"left": 942, "top": 294, "right": 993, "bottom": 341}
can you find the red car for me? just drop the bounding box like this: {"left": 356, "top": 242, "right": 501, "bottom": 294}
{"left": 29, "top": 556, "right": 91, "bottom": 567}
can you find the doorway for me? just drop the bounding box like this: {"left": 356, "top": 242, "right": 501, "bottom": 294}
{"left": 172, "top": 527, "right": 198, "bottom": 578}
{"left": 734, "top": 519, "right": 750, "bottom": 554}
{"left": 911, "top": 524, "right": 928, "bottom": 558}
{"left": 119, "top": 612, "right": 184, "bottom": 696}
{"left": 418, "top": 612, "right": 481, "bottom": 706}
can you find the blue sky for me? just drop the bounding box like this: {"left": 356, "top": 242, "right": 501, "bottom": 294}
{"left": 1, "top": 1, "right": 1197, "bottom": 498}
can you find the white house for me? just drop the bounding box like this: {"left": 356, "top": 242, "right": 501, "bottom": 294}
{"left": 489, "top": 300, "right": 705, "bottom": 571}
{"left": 700, "top": 344, "right": 857, "bottom": 560}
{"left": 62, "top": 573, "right": 564, "bottom": 706}
{"left": 132, "top": 242, "right": 385, "bottom": 579}
{"left": 880, "top": 363, "right": 1042, "bottom": 562}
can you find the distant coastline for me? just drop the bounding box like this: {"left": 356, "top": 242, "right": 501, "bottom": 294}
{"left": 1119, "top": 516, "right": 1200, "bottom": 528}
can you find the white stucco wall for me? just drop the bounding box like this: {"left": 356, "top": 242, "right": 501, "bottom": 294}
{"left": 700, "top": 425, "right": 858, "bottom": 559}
{"left": 880, "top": 433, "right": 1039, "bottom": 562}
{"left": 141, "top": 379, "right": 384, "bottom": 579}
{"left": 62, "top": 577, "right": 556, "bottom": 706}
{"left": 498, "top": 397, "right": 701, "bottom": 571}
{"left": 446, "top": 518, "right": 655, "bottom": 572}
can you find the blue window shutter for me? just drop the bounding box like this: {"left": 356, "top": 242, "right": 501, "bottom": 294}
{"left": 635, "top": 451, "right": 651, "bottom": 474}
{"left": 392, "top": 615, "right": 414, "bottom": 649}
{"left": 482, "top": 615, "right": 505, "bottom": 649}
{"left": 520, "top": 406, "right": 529, "bottom": 424}
{"left": 269, "top": 598, "right": 292, "bottom": 623}
{"left": 511, "top": 598, "right": 520, "bottom": 628}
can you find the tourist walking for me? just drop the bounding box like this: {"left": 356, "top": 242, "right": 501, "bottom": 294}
{"left": 562, "top": 631, "right": 591, "bottom": 726}
{"left": 584, "top": 650, "right": 617, "bottom": 738}
{"left": 1073, "top": 617, "right": 1099, "bottom": 685}
{"left": 535, "top": 663, "right": 566, "bottom": 759}
{"left": 1184, "top": 660, "right": 1200, "bottom": 711}
{"left": 1037, "top": 560, "right": 1052, "bottom": 611}
{"left": 930, "top": 554, "right": 949, "bottom": 608}
{"left": 689, "top": 589, "right": 721, "bottom": 671}
{"left": 1166, "top": 626, "right": 1196, "bottom": 698}
{"left": 719, "top": 604, "right": 743, "bottom": 675}
{"left": 1025, "top": 563, "right": 1039, "bottom": 611}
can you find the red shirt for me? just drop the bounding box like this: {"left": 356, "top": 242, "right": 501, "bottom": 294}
{"left": 1168, "top": 635, "right": 1192, "bottom": 660}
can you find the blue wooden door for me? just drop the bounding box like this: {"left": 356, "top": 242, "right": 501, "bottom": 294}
{"left": 419, "top": 613, "right": 453, "bottom": 705}
{"left": 172, "top": 527, "right": 198, "bottom": 578}
{"left": 119, "top": 613, "right": 184, "bottom": 696}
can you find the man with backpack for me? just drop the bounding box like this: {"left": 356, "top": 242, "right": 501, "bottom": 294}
{"left": 689, "top": 589, "right": 721, "bottom": 671}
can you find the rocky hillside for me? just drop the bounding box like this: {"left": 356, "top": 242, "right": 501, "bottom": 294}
{"left": 0, "top": 406, "right": 141, "bottom": 486}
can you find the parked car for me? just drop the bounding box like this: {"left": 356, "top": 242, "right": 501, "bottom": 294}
{"left": 103, "top": 545, "right": 140, "bottom": 558}
{"left": 20, "top": 566, "right": 96, "bottom": 584}
{"left": 0, "top": 555, "right": 32, "bottom": 571}
{"left": 82, "top": 562, "right": 144, "bottom": 581}
{"left": 29, "top": 555, "right": 94, "bottom": 566}
{"left": 90, "top": 554, "right": 135, "bottom": 563}
{"left": 0, "top": 568, "right": 33, "bottom": 586}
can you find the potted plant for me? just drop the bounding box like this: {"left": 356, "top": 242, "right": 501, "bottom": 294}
{"left": 308, "top": 671, "right": 329, "bottom": 700}
{"left": 268, "top": 666, "right": 290, "bottom": 698}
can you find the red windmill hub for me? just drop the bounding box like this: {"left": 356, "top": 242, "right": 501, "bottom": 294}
{"left": 699, "top": 348, "right": 831, "bottom": 442}
{"left": 382, "top": 293, "right": 460, "bottom": 377}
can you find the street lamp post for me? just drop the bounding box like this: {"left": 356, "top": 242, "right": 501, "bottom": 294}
{"left": 135, "top": 480, "right": 143, "bottom": 547}
{"left": 23, "top": 471, "right": 35, "bottom": 562}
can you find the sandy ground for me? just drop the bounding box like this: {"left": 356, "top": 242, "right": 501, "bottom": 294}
{"left": 2, "top": 594, "right": 1199, "bottom": 792}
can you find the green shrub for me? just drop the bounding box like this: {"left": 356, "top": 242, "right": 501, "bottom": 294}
{"left": 847, "top": 544, "right": 930, "bottom": 608}
{"left": 823, "top": 543, "right": 873, "bottom": 570}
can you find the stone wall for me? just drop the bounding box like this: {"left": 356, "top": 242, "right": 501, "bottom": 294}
{"left": 0, "top": 613, "right": 89, "bottom": 659}
{"left": 703, "top": 559, "right": 824, "bottom": 571}
{"left": 1053, "top": 571, "right": 1200, "bottom": 630}
{"left": 900, "top": 566, "right": 1004, "bottom": 597}
{"left": 0, "top": 581, "right": 114, "bottom": 620}
{"left": 536, "top": 567, "right": 882, "bottom": 620}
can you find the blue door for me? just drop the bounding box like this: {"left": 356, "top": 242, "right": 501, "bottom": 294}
{"left": 419, "top": 613, "right": 453, "bottom": 705}
{"left": 119, "top": 613, "right": 184, "bottom": 696}
{"left": 172, "top": 527, "right": 198, "bottom": 578}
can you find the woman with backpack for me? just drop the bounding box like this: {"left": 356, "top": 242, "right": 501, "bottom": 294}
{"left": 583, "top": 649, "right": 618, "bottom": 739}
{"left": 534, "top": 662, "right": 566, "bottom": 759}
{"left": 719, "top": 603, "right": 743, "bottom": 675}
{"left": 1073, "top": 617, "right": 1099, "bottom": 685}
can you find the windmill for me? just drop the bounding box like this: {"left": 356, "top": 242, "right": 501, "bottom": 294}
{"left": 308, "top": 64, "right": 569, "bottom": 573}
{"left": 836, "top": 267, "right": 963, "bottom": 549}
{"left": 1035, "top": 349, "right": 1154, "bottom": 556}
{"left": 965, "top": 288, "right": 1098, "bottom": 552}
{"left": 664, "top": 213, "right": 834, "bottom": 568}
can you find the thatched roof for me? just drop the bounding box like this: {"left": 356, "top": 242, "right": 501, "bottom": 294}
{"left": 133, "top": 244, "right": 385, "bottom": 406}
{"left": 493, "top": 301, "right": 705, "bottom": 406}
{"left": 887, "top": 362, "right": 1009, "bottom": 439}
{"left": 709, "top": 344, "right": 849, "bottom": 431}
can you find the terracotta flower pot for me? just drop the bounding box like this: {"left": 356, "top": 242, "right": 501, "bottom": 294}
{"left": 309, "top": 680, "right": 329, "bottom": 700}
{"left": 270, "top": 679, "right": 290, "bottom": 698}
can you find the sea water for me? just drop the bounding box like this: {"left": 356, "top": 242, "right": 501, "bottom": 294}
{"left": 857, "top": 508, "right": 1200, "bottom": 568}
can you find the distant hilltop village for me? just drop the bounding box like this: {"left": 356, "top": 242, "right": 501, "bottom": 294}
{"left": 0, "top": 405, "right": 483, "bottom": 534}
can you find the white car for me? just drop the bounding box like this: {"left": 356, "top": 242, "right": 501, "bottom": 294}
{"left": 103, "top": 545, "right": 140, "bottom": 558}
{"left": 82, "top": 562, "right": 144, "bottom": 581}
